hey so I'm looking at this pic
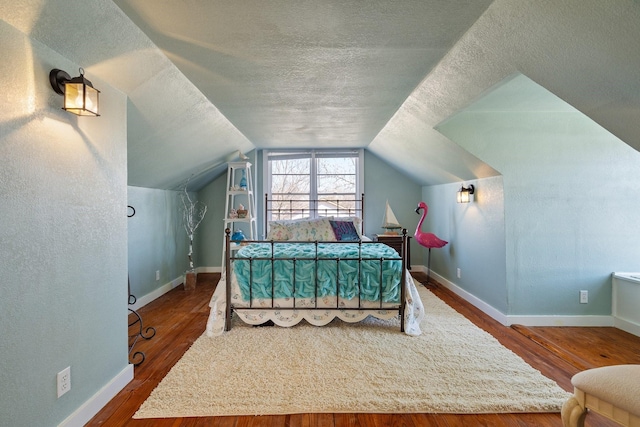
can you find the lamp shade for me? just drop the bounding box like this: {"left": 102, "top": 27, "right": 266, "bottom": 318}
{"left": 457, "top": 184, "right": 475, "bottom": 203}
{"left": 63, "top": 74, "right": 100, "bottom": 116}
{"left": 50, "top": 68, "right": 100, "bottom": 116}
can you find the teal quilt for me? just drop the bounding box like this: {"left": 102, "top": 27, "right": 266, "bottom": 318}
{"left": 233, "top": 242, "right": 403, "bottom": 303}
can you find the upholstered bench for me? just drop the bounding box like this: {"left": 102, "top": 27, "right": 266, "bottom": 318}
{"left": 561, "top": 365, "right": 640, "bottom": 427}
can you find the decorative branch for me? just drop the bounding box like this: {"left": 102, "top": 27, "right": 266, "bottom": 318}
{"left": 180, "top": 177, "right": 207, "bottom": 271}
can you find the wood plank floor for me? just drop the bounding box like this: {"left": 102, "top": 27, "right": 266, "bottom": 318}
{"left": 88, "top": 272, "right": 640, "bottom": 426}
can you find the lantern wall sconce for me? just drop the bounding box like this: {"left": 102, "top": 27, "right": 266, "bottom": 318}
{"left": 49, "top": 68, "right": 100, "bottom": 116}
{"left": 457, "top": 184, "right": 475, "bottom": 203}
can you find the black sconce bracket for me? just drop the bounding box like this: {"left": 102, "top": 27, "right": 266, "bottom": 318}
{"left": 49, "top": 69, "right": 71, "bottom": 95}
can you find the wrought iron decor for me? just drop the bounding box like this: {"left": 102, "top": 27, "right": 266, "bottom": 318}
{"left": 128, "top": 288, "right": 156, "bottom": 366}
{"left": 127, "top": 205, "right": 156, "bottom": 365}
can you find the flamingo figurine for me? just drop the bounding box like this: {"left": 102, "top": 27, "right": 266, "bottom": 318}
{"left": 415, "top": 201, "right": 448, "bottom": 285}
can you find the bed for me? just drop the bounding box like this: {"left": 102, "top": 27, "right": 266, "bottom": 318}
{"left": 206, "top": 195, "right": 424, "bottom": 336}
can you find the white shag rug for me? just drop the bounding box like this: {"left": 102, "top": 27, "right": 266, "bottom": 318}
{"left": 134, "top": 284, "right": 571, "bottom": 418}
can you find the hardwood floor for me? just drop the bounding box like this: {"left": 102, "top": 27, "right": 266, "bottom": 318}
{"left": 88, "top": 272, "right": 640, "bottom": 426}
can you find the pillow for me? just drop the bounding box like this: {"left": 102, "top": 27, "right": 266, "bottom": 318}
{"left": 332, "top": 216, "right": 363, "bottom": 238}
{"left": 266, "top": 217, "right": 311, "bottom": 241}
{"left": 288, "top": 217, "right": 337, "bottom": 241}
{"left": 266, "top": 222, "right": 291, "bottom": 241}
{"left": 329, "top": 220, "right": 360, "bottom": 242}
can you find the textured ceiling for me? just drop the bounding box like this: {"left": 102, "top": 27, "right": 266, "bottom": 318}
{"left": 3, "top": 0, "right": 640, "bottom": 190}
{"left": 113, "top": 0, "right": 492, "bottom": 150}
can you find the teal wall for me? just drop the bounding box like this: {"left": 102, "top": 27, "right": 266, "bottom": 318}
{"left": 436, "top": 77, "right": 640, "bottom": 316}
{"left": 197, "top": 172, "right": 228, "bottom": 269}
{"left": 363, "top": 150, "right": 423, "bottom": 266}
{"left": 421, "top": 177, "right": 508, "bottom": 313}
{"left": 0, "top": 21, "right": 128, "bottom": 426}
{"left": 127, "top": 186, "right": 191, "bottom": 297}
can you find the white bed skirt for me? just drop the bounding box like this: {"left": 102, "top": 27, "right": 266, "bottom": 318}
{"left": 205, "top": 270, "right": 424, "bottom": 336}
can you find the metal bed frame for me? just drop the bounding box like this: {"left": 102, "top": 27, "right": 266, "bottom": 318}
{"left": 223, "top": 194, "right": 408, "bottom": 332}
{"left": 264, "top": 193, "right": 366, "bottom": 235}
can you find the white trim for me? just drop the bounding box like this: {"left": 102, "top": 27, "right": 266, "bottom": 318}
{"left": 612, "top": 272, "right": 640, "bottom": 284}
{"left": 197, "top": 266, "right": 222, "bottom": 274}
{"left": 427, "top": 268, "right": 614, "bottom": 328}
{"left": 58, "top": 364, "right": 133, "bottom": 427}
{"left": 129, "top": 268, "right": 223, "bottom": 311}
{"left": 615, "top": 317, "right": 640, "bottom": 337}
{"left": 129, "top": 276, "right": 183, "bottom": 311}
{"left": 428, "top": 270, "right": 509, "bottom": 325}
{"left": 506, "top": 314, "right": 613, "bottom": 327}
{"left": 612, "top": 272, "right": 640, "bottom": 337}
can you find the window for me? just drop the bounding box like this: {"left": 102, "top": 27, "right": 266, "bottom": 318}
{"left": 264, "top": 149, "right": 363, "bottom": 221}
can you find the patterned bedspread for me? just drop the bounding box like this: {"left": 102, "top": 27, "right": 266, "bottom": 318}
{"left": 232, "top": 242, "right": 403, "bottom": 303}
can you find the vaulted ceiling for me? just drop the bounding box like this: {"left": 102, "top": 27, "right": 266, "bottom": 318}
{"left": 4, "top": 0, "right": 640, "bottom": 190}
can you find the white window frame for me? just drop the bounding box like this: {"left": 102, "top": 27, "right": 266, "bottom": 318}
{"left": 262, "top": 148, "right": 364, "bottom": 221}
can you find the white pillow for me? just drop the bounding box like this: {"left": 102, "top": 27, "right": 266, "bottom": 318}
{"left": 266, "top": 222, "right": 291, "bottom": 241}
{"left": 266, "top": 217, "right": 310, "bottom": 241}
{"left": 288, "top": 217, "right": 337, "bottom": 241}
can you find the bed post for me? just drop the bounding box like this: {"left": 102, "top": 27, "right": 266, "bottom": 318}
{"left": 360, "top": 193, "right": 365, "bottom": 236}
{"left": 264, "top": 193, "right": 269, "bottom": 236}
{"left": 224, "top": 228, "right": 232, "bottom": 331}
{"left": 400, "top": 228, "right": 407, "bottom": 333}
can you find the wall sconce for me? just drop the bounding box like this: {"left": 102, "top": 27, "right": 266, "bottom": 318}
{"left": 457, "top": 184, "right": 475, "bottom": 203}
{"left": 49, "top": 68, "right": 100, "bottom": 116}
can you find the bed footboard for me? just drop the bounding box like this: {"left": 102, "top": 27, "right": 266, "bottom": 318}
{"left": 224, "top": 228, "right": 408, "bottom": 332}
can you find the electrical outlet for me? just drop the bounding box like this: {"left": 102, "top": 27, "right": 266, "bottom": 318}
{"left": 456, "top": 268, "right": 461, "bottom": 279}
{"left": 57, "top": 366, "right": 71, "bottom": 398}
{"left": 580, "top": 290, "right": 588, "bottom": 304}
{"left": 156, "top": 270, "right": 160, "bottom": 281}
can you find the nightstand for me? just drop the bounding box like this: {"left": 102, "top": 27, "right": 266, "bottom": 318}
{"left": 372, "top": 234, "right": 411, "bottom": 270}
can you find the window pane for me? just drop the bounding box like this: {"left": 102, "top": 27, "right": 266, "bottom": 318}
{"left": 267, "top": 150, "right": 361, "bottom": 221}
{"left": 271, "top": 174, "right": 310, "bottom": 194}
{"left": 317, "top": 157, "right": 356, "bottom": 174}
{"left": 272, "top": 158, "right": 310, "bottom": 174}
{"left": 271, "top": 157, "right": 310, "bottom": 194}
{"left": 317, "top": 174, "right": 355, "bottom": 193}
{"left": 317, "top": 157, "right": 356, "bottom": 193}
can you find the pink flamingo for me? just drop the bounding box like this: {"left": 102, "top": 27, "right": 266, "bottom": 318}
{"left": 415, "top": 201, "right": 448, "bottom": 285}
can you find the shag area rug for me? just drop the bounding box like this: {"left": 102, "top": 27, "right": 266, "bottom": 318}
{"left": 134, "top": 283, "right": 571, "bottom": 418}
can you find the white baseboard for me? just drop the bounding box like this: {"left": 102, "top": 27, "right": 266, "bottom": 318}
{"left": 129, "top": 276, "right": 183, "bottom": 311}
{"left": 130, "top": 269, "right": 222, "bottom": 310}
{"left": 427, "top": 269, "right": 614, "bottom": 328}
{"left": 428, "top": 270, "right": 510, "bottom": 325}
{"left": 197, "top": 266, "right": 222, "bottom": 273}
{"left": 507, "top": 314, "right": 614, "bottom": 327}
{"left": 58, "top": 364, "right": 133, "bottom": 427}
{"left": 615, "top": 317, "right": 640, "bottom": 337}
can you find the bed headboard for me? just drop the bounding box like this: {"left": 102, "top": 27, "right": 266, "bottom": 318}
{"left": 264, "top": 193, "right": 365, "bottom": 235}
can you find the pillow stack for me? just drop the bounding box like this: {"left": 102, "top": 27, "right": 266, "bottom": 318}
{"left": 266, "top": 216, "right": 362, "bottom": 242}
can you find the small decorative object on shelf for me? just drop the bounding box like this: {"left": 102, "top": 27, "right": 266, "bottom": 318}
{"left": 232, "top": 229, "right": 246, "bottom": 242}
{"left": 381, "top": 200, "right": 402, "bottom": 235}
{"left": 222, "top": 160, "right": 257, "bottom": 266}
{"left": 239, "top": 169, "right": 247, "bottom": 190}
